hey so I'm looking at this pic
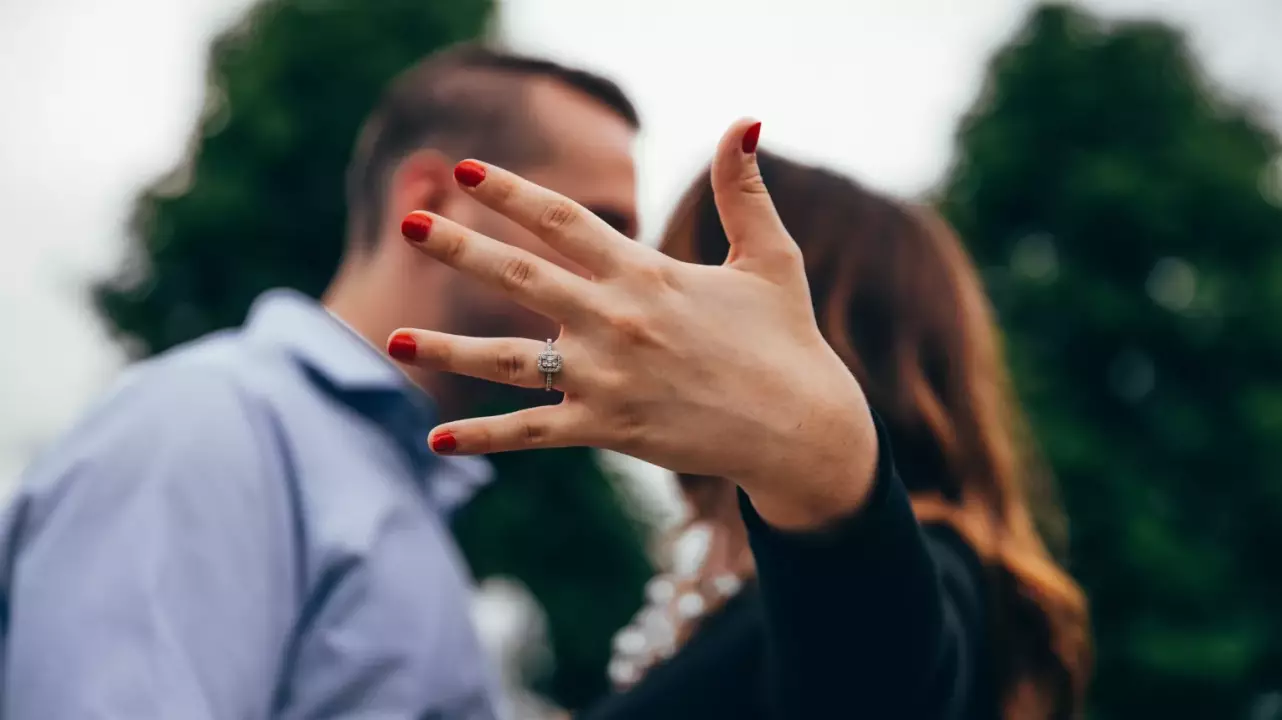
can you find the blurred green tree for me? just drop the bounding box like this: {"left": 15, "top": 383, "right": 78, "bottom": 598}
{"left": 939, "top": 5, "right": 1282, "bottom": 717}
{"left": 93, "top": 0, "right": 651, "bottom": 709}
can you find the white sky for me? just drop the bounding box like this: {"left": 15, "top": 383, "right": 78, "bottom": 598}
{"left": 1, "top": 0, "right": 1280, "bottom": 495}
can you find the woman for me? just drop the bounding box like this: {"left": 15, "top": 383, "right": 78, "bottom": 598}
{"left": 593, "top": 151, "right": 1091, "bottom": 719}
{"left": 392, "top": 120, "right": 1089, "bottom": 718}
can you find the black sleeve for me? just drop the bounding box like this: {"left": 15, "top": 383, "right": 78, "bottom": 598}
{"left": 739, "top": 416, "right": 990, "bottom": 719}
{"left": 576, "top": 418, "right": 990, "bottom": 720}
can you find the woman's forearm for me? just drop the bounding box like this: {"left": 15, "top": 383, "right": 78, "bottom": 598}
{"left": 742, "top": 419, "right": 985, "bottom": 719}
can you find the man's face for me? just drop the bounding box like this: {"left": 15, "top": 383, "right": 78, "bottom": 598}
{"left": 443, "top": 78, "right": 638, "bottom": 341}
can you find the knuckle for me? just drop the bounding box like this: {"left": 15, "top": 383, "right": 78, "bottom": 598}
{"left": 497, "top": 255, "right": 537, "bottom": 292}
{"left": 594, "top": 369, "right": 629, "bottom": 396}
{"left": 438, "top": 232, "right": 467, "bottom": 265}
{"left": 635, "top": 258, "right": 680, "bottom": 291}
{"left": 738, "top": 169, "right": 770, "bottom": 197}
{"left": 422, "top": 339, "right": 452, "bottom": 365}
{"left": 495, "top": 349, "right": 528, "bottom": 383}
{"left": 468, "top": 426, "right": 493, "bottom": 455}
{"left": 605, "top": 310, "right": 656, "bottom": 346}
{"left": 609, "top": 400, "right": 647, "bottom": 451}
{"left": 520, "top": 417, "right": 549, "bottom": 445}
{"left": 538, "top": 200, "right": 579, "bottom": 233}
{"left": 489, "top": 176, "right": 516, "bottom": 205}
{"left": 775, "top": 241, "right": 805, "bottom": 267}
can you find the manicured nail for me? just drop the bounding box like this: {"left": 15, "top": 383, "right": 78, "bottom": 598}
{"left": 401, "top": 212, "right": 432, "bottom": 243}
{"left": 387, "top": 332, "right": 416, "bottom": 362}
{"left": 430, "top": 431, "right": 457, "bottom": 454}
{"left": 741, "top": 122, "right": 762, "bottom": 154}
{"left": 454, "top": 160, "right": 486, "bottom": 188}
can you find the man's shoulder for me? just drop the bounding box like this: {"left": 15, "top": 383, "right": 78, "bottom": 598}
{"left": 105, "top": 327, "right": 308, "bottom": 417}
{"left": 8, "top": 330, "right": 306, "bottom": 530}
{"left": 23, "top": 330, "right": 298, "bottom": 483}
{"left": 133, "top": 327, "right": 293, "bottom": 392}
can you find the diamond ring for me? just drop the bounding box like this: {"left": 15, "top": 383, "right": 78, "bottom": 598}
{"left": 537, "top": 339, "right": 563, "bottom": 391}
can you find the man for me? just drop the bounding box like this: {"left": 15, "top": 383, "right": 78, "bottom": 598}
{"left": 0, "top": 44, "right": 640, "bottom": 719}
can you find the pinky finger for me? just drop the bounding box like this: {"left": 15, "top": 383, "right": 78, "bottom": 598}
{"left": 428, "top": 404, "right": 590, "bottom": 456}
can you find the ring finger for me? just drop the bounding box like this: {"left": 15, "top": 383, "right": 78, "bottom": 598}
{"left": 388, "top": 329, "right": 570, "bottom": 392}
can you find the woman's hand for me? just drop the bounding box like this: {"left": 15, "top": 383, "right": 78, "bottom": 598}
{"left": 391, "top": 119, "right": 877, "bottom": 530}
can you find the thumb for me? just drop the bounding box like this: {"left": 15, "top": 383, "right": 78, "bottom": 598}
{"left": 710, "top": 119, "right": 796, "bottom": 272}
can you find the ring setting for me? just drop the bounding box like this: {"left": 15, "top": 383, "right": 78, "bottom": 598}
{"left": 537, "top": 339, "right": 563, "bottom": 391}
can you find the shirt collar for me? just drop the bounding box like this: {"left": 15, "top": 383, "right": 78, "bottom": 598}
{"left": 245, "top": 288, "right": 409, "bottom": 393}
{"left": 243, "top": 288, "right": 493, "bottom": 511}
{"left": 429, "top": 454, "right": 495, "bottom": 515}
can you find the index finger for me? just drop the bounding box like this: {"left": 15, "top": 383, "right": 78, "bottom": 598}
{"left": 401, "top": 210, "right": 592, "bottom": 322}
{"left": 452, "top": 160, "right": 645, "bottom": 277}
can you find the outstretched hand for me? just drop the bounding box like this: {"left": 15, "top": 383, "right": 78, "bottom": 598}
{"left": 391, "top": 120, "right": 878, "bottom": 530}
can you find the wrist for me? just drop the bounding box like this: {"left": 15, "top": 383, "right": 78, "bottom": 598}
{"left": 743, "top": 460, "right": 876, "bottom": 532}
{"left": 734, "top": 404, "right": 879, "bottom": 532}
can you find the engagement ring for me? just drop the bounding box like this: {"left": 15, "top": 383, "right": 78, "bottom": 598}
{"left": 537, "top": 339, "right": 562, "bottom": 391}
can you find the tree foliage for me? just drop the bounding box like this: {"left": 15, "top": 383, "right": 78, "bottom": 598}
{"left": 93, "top": 0, "right": 651, "bottom": 708}
{"left": 97, "top": 0, "right": 490, "bottom": 352}
{"left": 939, "top": 5, "right": 1282, "bottom": 717}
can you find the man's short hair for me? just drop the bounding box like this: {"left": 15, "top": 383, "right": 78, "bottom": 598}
{"left": 345, "top": 43, "right": 640, "bottom": 247}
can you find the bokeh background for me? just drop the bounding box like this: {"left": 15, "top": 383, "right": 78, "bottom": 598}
{"left": 2, "top": 0, "right": 1281, "bottom": 717}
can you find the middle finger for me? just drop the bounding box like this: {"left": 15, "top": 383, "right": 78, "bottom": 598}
{"left": 451, "top": 160, "right": 646, "bottom": 276}
{"left": 402, "top": 210, "right": 592, "bottom": 322}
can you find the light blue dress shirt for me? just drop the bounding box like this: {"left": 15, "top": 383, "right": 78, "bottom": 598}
{"left": 0, "top": 289, "right": 503, "bottom": 720}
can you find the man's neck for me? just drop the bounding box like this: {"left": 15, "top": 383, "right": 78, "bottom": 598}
{"left": 322, "top": 256, "right": 448, "bottom": 401}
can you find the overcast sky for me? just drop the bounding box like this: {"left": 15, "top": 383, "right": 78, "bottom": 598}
{"left": 1, "top": 0, "right": 1280, "bottom": 494}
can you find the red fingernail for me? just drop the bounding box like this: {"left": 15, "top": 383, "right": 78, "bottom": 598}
{"left": 387, "top": 333, "right": 416, "bottom": 362}
{"left": 454, "top": 160, "right": 486, "bottom": 188}
{"left": 741, "top": 122, "right": 762, "bottom": 154}
{"left": 401, "top": 212, "right": 432, "bottom": 242}
{"left": 430, "top": 431, "right": 457, "bottom": 454}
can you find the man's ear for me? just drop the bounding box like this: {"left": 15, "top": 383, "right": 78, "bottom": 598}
{"left": 387, "top": 149, "right": 456, "bottom": 221}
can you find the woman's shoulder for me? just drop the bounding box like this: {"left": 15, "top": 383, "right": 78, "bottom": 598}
{"left": 920, "top": 520, "right": 1001, "bottom": 719}
{"left": 921, "top": 521, "right": 986, "bottom": 569}
{"left": 920, "top": 520, "right": 989, "bottom": 612}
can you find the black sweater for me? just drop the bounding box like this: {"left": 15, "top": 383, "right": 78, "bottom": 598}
{"left": 579, "top": 422, "right": 998, "bottom": 720}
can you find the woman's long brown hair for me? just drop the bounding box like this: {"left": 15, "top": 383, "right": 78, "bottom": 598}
{"left": 659, "top": 152, "right": 1091, "bottom": 719}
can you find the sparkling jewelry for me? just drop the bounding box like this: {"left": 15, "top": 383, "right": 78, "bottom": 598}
{"left": 536, "top": 339, "right": 562, "bottom": 391}
{"left": 675, "top": 592, "right": 706, "bottom": 619}
{"left": 711, "top": 574, "right": 743, "bottom": 597}
{"left": 607, "top": 522, "right": 750, "bottom": 690}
